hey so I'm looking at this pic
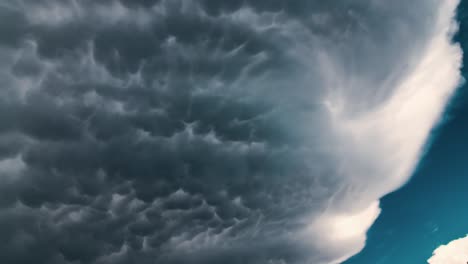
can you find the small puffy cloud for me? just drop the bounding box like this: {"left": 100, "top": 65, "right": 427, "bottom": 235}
{"left": 428, "top": 235, "right": 468, "bottom": 264}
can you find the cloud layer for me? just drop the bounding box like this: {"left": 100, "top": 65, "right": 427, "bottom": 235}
{"left": 428, "top": 235, "right": 468, "bottom": 264}
{"left": 0, "top": 0, "right": 462, "bottom": 263}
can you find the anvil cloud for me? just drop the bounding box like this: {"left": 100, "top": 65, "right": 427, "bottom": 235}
{"left": 0, "top": 0, "right": 462, "bottom": 263}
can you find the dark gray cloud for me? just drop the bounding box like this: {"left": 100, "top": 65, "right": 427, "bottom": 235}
{"left": 0, "top": 0, "right": 461, "bottom": 263}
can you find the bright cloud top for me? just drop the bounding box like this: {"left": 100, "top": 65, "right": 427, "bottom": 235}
{"left": 428, "top": 235, "right": 468, "bottom": 264}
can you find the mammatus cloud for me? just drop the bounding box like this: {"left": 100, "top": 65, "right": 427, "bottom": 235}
{"left": 0, "top": 0, "right": 462, "bottom": 263}
{"left": 428, "top": 235, "right": 468, "bottom": 264}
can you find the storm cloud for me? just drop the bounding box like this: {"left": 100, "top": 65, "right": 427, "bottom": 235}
{"left": 0, "top": 0, "right": 462, "bottom": 263}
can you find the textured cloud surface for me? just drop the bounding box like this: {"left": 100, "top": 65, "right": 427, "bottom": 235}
{"left": 428, "top": 235, "right": 468, "bottom": 264}
{"left": 0, "top": 0, "right": 462, "bottom": 263}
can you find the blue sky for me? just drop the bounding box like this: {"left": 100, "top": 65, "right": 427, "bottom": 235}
{"left": 345, "top": 2, "right": 468, "bottom": 263}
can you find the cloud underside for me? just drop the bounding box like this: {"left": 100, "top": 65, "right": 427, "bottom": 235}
{"left": 0, "top": 0, "right": 462, "bottom": 263}
{"left": 428, "top": 235, "right": 468, "bottom": 264}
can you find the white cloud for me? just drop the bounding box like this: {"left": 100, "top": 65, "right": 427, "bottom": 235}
{"left": 306, "top": 0, "right": 463, "bottom": 261}
{"left": 305, "top": 201, "right": 381, "bottom": 263}
{"left": 335, "top": 0, "right": 461, "bottom": 199}
{"left": 428, "top": 235, "right": 468, "bottom": 264}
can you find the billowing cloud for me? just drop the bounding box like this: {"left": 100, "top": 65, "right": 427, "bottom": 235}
{"left": 428, "top": 235, "right": 468, "bottom": 264}
{"left": 0, "top": 0, "right": 462, "bottom": 263}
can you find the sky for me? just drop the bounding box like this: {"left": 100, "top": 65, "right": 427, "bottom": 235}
{"left": 0, "top": 1, "right": 465, "bottom": 264}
